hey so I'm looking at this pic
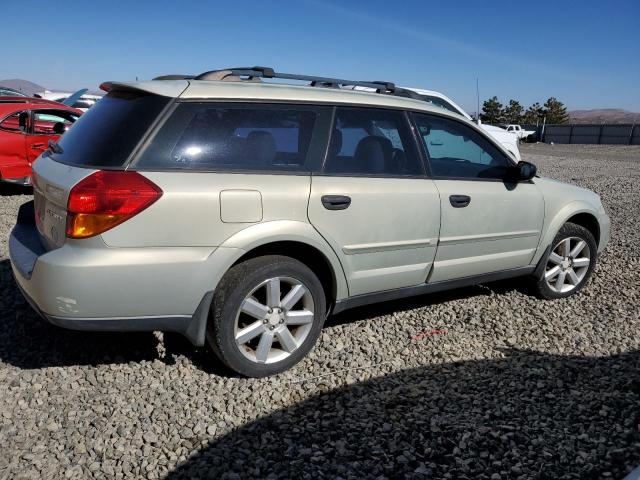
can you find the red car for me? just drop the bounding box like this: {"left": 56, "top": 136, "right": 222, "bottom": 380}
{"left": 0, "top": 97, "right": 82, "bottom": 185}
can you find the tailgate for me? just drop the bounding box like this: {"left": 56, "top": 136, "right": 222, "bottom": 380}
{"left": 32, "top": 155, "right": 96, "bottom": 250}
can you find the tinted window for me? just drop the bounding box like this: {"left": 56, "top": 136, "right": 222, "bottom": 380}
{"left": 414, "top": 113, "right": 511, "bottom": 179}
{"left": 137, "top": 103, "right": 318, "bottom": 171}
{"left": 51, "top": 91, "right": 170, "bottom": 167}
{"left": 324, "top": 107, "right": 422, "bottom": 176}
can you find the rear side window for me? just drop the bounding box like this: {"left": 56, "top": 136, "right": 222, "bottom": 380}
{"left": 51, "top": 91, "right": 170, "bottom": 167}
{"left": 323, "top": 107, "right": 423, "bottom": 176}
{"left": 136, "top": 103, "right": 320, "bottom": 172}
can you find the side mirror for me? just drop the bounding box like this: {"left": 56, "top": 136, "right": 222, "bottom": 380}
{"left": 516, "top": 161, "right": 537, "bottom": 181}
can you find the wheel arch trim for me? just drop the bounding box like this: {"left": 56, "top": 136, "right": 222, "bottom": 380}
{"left": 531, "top": 201, "right": 603, "bottom": 265}
{"left": 215, "top": 220, "right": 349, "bottom": 301}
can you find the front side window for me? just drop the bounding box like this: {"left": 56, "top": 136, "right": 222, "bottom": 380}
{"left": 413, "top": 113, "right": 511, "bottom": 179}
{"left": 32, "top": 109, "right": 78, "bottom": 134}
{"left": 137, "top": 103, "right": 319, "bottom": 171}
{"left": 323, "top": 107, "right": 422, "bottom": 176}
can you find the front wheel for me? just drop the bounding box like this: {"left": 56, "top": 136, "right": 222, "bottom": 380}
{"left": 532, "top": 222, "right": 597, "bottom": 299}
{"left": 207, "top": 255, "right": 326, "bottom": 377}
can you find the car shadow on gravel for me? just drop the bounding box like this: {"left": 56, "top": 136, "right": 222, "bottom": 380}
{"left": 167, "top": 348, "right": 640, "bottom": 480}
{"left": 0, "top": 259, "right": 186, "bottom": 370}
{"left": 0, "top": 184, "right": 32, "bottom": 196}
{"left": 0, "top": 255, "right": 532, "bottom": 374}
{"left": 327, "top": 276, "right": 532, "bottom": 327}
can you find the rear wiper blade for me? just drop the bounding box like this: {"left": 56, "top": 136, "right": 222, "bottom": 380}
{"left": 48, "top": 140, "right": 63, "bottom": 154}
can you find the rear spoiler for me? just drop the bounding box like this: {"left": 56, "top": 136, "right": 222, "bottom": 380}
{"left": 100, "top": 80, "right": 189, "bottom": 98}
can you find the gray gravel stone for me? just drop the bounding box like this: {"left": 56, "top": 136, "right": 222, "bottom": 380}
{"left": 0, "top": 144, "right": 639, "bottom": 479}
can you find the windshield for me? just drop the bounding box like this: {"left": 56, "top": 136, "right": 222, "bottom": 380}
{"left": 417, "top": 94, "right": 465, "bottom": 116}
{"left": 51, "top": 91, "right": 170, "bottom": 168}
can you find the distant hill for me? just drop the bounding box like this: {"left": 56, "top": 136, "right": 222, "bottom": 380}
{"left": 569, "top": 109, "right": 640, "bottom": 124}
{"left": 0, "top": 79, "right": 46, "bottom": 96}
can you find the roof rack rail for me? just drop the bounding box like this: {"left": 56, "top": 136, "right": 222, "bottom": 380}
{"left": 153, "top": 66, "right": 425, "bottom": 97}
{"left": 152, "top": 67, "right": 425, "bottom": 100}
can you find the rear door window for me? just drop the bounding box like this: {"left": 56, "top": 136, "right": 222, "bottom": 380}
{"left": 51, "top": 91, "right": 170, "bottom": 167}
{"left": 323, "top": 107, "right": 423, "bottom": 176}
{"left": 136, "top": 103, "right": 323, "bottom": 172}
{"left": 0, "top": 111, "right": 26, "bottom": 132}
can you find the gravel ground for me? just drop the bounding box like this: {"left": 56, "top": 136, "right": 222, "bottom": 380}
{"left": 1, "top": 144, "right": 639, "bottom": 479}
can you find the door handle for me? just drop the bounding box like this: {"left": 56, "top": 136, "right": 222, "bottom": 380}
{"left": 321, "top": 195, "right": 351, "bottom": 210}
{"left": 449, "top": 195, "right": 471, "bottom": 208}
{"left": 31, "top": 143, "right": 45, "bottom": 149}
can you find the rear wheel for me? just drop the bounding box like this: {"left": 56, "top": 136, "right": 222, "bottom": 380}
{"left": 532, "top": 222, "right": 597, "bottom": 299}
{"left": 207, "top": 255, "right": 326, "bottom": 377}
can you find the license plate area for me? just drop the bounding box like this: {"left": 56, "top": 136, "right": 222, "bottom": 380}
{"left": 34, "top": 187, "right": 67, "bottom": 249}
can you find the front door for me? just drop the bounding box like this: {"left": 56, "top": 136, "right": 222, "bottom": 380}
{"left": 308, "top": 106, "right": 440, "bottom": 297}
{"left": 413, "top": 112, "right": 544, "bottom": 283}
{"left": 26, "top": 109, "right": 78, "bottom": 163}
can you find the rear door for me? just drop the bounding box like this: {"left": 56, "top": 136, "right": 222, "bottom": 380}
{"left": 0, "top": 111, "right": 28, "bottom": 178}
{"left": 308, "top": 106, "right": 440, "bottom": 297}
{"left": 413, "top": 113, "right": 544, "bottom": 282}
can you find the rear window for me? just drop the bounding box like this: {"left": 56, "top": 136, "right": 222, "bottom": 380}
{"left": 51, "top": 91, "right": 169, "bottom": 167}
{"left": 135, "top": 103, "right": 319, "bottom": 172}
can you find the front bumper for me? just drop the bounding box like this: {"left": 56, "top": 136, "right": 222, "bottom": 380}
{"left": 9, "top": 201, "right": 241, "bottom": 345}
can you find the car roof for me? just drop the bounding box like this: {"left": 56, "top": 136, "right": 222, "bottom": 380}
{"left": 0, "top": 99, "right": 83, "bottom": 116}
{"left": 102, "top": 79, "right": 457, "bottom": 117}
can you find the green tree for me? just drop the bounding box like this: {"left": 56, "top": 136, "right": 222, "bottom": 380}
{"left": 523, "top": 102, "right": 544, "bottom": 124}
{"left": 544, "top": 97, "right": 569, "bottom": 124}
{"left": 482, "top": 96, "right": 503, "bottom": 124}
{"left": 503, "top": 99, "right": 524, "bottom": 124}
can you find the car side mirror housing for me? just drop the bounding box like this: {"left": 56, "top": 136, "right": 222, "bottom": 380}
{"left": 517, "top": 161, "right": 537, "bottom": 181}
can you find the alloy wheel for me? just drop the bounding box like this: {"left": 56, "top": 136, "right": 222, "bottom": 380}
{"left": 544, "top": 237, "right": 592, "bottom": 294}
{"left": 234, "top": 277, "right": 315, "bottom": 364}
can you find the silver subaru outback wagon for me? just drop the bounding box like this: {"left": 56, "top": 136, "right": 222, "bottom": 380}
{"left": 9, "top": 67, "right": 610, "bottom": 377}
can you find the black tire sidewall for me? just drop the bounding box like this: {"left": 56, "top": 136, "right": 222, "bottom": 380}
{"left": 536, "top": 222, "right": 598, "bottom": 300}
{"left": 208, "top": 255, "right": 326, "bottom": 378}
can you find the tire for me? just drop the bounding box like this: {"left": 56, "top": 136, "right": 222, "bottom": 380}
{"left": 531, "top": 222, "right": 597, "bottom": 300}
{"left": 207, "top": 255, "right": 326, "bottom": 377}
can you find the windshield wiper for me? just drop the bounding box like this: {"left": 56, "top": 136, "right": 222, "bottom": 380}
{"left": 48, "top": 140, "right": 64, "bottom": 154}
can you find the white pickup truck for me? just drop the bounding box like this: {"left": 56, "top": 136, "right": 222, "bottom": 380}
{"left": 505, "top": 124, "right": 536, "bottom": 141}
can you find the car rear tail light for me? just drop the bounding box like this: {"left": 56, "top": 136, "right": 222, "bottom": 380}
{"left": 66, "top": 171, "right": 162, "bottom": 239}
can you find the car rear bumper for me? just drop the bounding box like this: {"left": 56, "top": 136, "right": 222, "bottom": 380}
{"left": 9, "top": 201, "right": 241, "bottom": 346}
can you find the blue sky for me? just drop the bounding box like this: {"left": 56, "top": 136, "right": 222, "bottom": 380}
{"left": 2, "top": 0, "right": 638, "bottom": 112}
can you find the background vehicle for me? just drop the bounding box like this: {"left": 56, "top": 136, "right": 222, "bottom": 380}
{"left": 10, "top": 67, "right": 609, "bottom": 377}
{"left": 405, "top": 88, "right": 523, "bottom": 160}
{"left": 0, "top": 99, "right": 81, "bottom": 184}
{"left": 0, "top": 86, "right": 28, "bottom": 97}
{"left": 35, "top": 90, "right": 103, "bottom": 111}
{"left": 504, "top": 124, "right": 536, "bottom": 141}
